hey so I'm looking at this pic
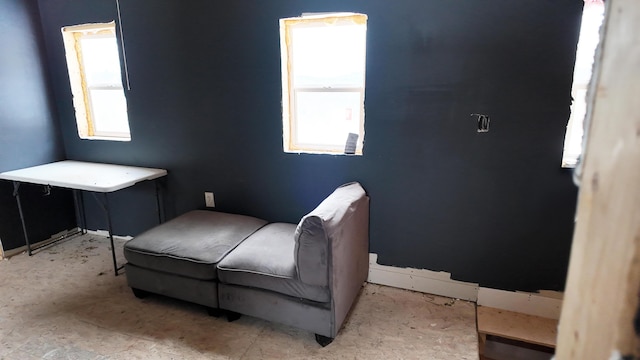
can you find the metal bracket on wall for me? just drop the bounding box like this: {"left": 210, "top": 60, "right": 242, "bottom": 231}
{"left": 472, "top": 114, "right": 490, "bottom": 133}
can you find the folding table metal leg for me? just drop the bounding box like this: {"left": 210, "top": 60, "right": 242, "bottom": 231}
{"left": 80, "top": 191, "right": 87, "bottom": 234}
{"left": 73, "top": 189, "right": 87, "bottom": 234}
{"left": 12, "top": 181, "right": 32, "bottom": 256}
{"left": 103, "top": 193, "right": 120, "bottom": 276}
{"left": 92, "top": 192, "right": 122, "bottom": 276}
{"left": 155, "top": 178, "right": 164, "bottom": 224}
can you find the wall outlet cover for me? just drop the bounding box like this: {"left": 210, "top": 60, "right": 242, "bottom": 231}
{"left": 205, "top": 192, "right": 215, "bottom": 207}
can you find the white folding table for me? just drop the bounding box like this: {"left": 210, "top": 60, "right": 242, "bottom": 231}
{"left": 0, "top": 160, "right": 168, "bottom": 275}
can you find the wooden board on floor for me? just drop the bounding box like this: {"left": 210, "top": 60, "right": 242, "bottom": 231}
{"left": 477, "top": 306, "right": 558, "bottom": 348}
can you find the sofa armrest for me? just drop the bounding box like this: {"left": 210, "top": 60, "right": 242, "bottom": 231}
{"left": 328, "top": 190, "right": 369, "bottom": 337}
{"left": 293, "top": 182, "right": 370, "bottom": 337}
{"left": 294, "top": 182, "right": 368, "bottom": 285}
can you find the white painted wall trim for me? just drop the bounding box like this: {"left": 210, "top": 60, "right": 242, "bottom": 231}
{"left": 368, "top": 253, "right": 480, "bottom": 301}
{"left": 367, "top": 253, "right": 563, "bottom": 319}
{"left": 85, "top": 229, "right": 133, "bottom": 241}
{"left": 1, "top": 228, "right": 80, "bottom": 258}
{"left": 1, "top": 229, "right": 133, "bottom": 259}
{"left": 477, "top": 287, "right": 563, "bottom": 320}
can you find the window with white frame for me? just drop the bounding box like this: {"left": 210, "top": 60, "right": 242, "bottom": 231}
{"left": 61, "top": 22, "right": 130, "bottom": 141}
{"left": 280, "top": 13, "right": 367, "bottom": 155}
{"left": 562, "top": 1, "right": 605, "bottom": 167}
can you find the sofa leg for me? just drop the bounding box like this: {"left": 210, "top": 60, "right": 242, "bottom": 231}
{"left": 226, "top": 311, "right": 242, "bottom": 322}
{"left": 315, "top": 334, "right": 334, "bottom": 347}
{"left": 206, "top": 307, "right": 222, "bottom": 317}
{"left": 131, "top": 288, "right": 149, "bottom": 299}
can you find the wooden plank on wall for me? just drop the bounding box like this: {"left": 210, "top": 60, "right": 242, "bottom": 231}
{"left": 555, "top": 0, "right": 640, "bottom": 358}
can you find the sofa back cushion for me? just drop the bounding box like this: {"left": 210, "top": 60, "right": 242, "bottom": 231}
{"left": 294, "top": 182, "right": 367, "bottom": 287}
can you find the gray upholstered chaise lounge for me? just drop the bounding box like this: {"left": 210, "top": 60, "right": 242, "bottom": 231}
{"left": 123, "top": 182, "right": 369, "bottom": 346}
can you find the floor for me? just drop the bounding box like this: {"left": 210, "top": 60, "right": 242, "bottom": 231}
{"left": 0, "top": 234, "right": 478, "bottom": 359}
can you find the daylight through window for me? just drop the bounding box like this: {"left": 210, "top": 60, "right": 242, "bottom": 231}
{"left": 61, "top": 22, "right": 130, "bottom": 141}
{"left": 562, "top": 2, "right": 605, "bottom": 167}
{"left": 280, "top": 13, "right": 367, "bottom": 155}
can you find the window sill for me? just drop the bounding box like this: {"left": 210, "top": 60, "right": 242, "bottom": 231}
{"left": 285, "top": 149, "right": 362, "bottom": 156}
{"left": 80, "top": 135, "right": 131, "bottom": 142}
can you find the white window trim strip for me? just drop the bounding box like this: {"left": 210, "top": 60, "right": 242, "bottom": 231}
{"left": 61, "top": 21, "right": 131, "bottom": 141}
{"left": 280, "top": 13, "right": 367, "bottom": 155}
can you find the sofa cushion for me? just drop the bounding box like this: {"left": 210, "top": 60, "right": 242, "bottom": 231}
{"left": 217, "top": 223, "right": 330, "bottom": 303}
{"left": 124, "top": 210, "right": 267, "bottom": 280}
{"left": 294, "top": 182, "right": 367, "bottom": 287}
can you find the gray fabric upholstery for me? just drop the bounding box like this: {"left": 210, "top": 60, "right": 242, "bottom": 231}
{"left": 125, "top": 263, "right": 219, "bottom": 308}
{"left": 217, "top": 223, "right": 330, "bottom": 303}
{"left": 328, "top": 192, "right": 370, "bottom": 335}
{"left": 294, "top": 182, "right": 367, "bottom": 287}
{"left": 218, "top": 182, "right": 370, "bottom": 338}
{"left": 125, "top": 182, "right": 369, "bottom": 341}
{"left": 218, "top": 284, "right": 333, "bottom": 337}
{"left": 124, "top": 210, "right": 267, "bottom": 280}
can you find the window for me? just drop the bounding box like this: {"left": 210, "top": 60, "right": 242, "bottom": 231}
{"left": 61, "top": 22, "right": 130, "bottom": 141}
{"left": 280, "top": 13, "right": 367, "bottom": 155}
{"left": 562, "top": 1, "right": 605, "bottom": 167}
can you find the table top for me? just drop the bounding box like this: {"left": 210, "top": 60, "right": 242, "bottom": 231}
{"left": 0, "top": 160, "right": 167, "bottom": 192}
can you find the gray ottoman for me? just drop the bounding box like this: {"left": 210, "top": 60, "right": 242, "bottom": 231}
{"left": 123, "top": 210, "right": 267, "bottom": 310}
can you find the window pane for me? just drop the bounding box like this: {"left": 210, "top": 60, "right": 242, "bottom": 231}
{"left": 565, "top": 88, "right": 587, "bottom": 158}
{"left": 291, "top": 24, "right": 366, "bottom": 88}
{"left": 80, "top": 36, "right": 123, "bottom": 86}
{"left": 89, "top": 89, "right": 129, "bottom": 135}
{"left": 572, "top": 4, "right": 605, "bottom": 85}
{"left": 562, "top": 2, "right": 604, "bottom": 166}
{"left": 294, "top": 91, "right": 361, "bottom": 147}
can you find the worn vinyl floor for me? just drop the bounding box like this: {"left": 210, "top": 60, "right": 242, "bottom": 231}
{"left": 0, "top": 234, "right": 478, "bottom": 359}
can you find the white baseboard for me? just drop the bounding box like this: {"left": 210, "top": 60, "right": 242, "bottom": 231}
{"left": 367, "top": 253, "right": 563, "bottom": 319}
{"left": 0, "top": 228, "right": 134, "bottom": 260}
{"left": 85, "top": 229, "right": 132, "bottom": 241}
{"left": 477, "top": 287, "right": 563, "bottom": 320}
{"left": 367, "top": 253, "right": 479, "bottom": 301}
{"left": 0, "top": 229, "right": 132, "bottom": 260}
{"left": 1, "top": 228, "right": 82, "bottom": 258}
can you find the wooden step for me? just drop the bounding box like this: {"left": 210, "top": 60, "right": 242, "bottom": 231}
{"left": 477, "top": 306, "right": 558, "bottom": 349}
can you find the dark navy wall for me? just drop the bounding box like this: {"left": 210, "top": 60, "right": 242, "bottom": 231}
{"left": 0, "top": 0, "right": 75, "bottom": 251}
{"left": 37, "top": 0, "right": 581, "bottom": 291}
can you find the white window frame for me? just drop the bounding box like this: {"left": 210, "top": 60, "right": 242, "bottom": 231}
{"left": 562, "top": 2, "right": 605, "bottom": 167}
{"left": 61, "top": 22, "right": 130, "bottom": 141}
{"left": 280, "top": 13, "right": 367, "bottom": 155}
